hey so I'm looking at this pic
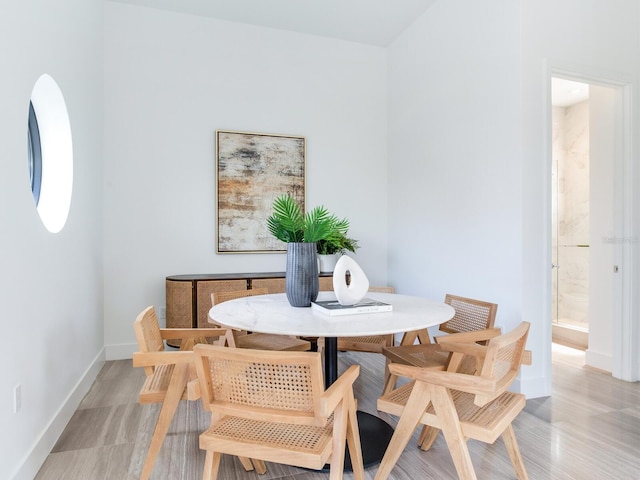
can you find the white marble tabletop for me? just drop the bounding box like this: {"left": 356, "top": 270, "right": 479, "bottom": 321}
{"left": 208, "top": 291, "right": 455, "bottom": 338}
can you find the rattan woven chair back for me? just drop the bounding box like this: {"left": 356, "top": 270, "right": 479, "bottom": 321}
{"left": 198, "top": 345, "right": 323, "bottom": 417}
{"left": 133, "top": 306, "right": 166, "bottom": 377}
{"left": 193, "top": 345, "right": 365, "bottom": 480}
{"left": 439, "top": 293, "right": 498, "bottom": 335}
{"left": 211, "top": 289, "right": 311, "bottom": 351}
{"left": 375, "top": 322, "right": 531, "bottom": 480}
{"left": 474, "top": 321, "right": 529, "bottom": 405}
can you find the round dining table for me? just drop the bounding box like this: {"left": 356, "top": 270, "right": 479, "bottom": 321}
{"left": 208, "top": 291, "right": 455, "bottom": 468}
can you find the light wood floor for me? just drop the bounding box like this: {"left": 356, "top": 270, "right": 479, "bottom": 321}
{"left": 35, "top": 345, "right": 640, "bottom": 479}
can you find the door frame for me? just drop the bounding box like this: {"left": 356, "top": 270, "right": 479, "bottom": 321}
{"left": 544, "top": 63, "right": 636, "bottom": 381}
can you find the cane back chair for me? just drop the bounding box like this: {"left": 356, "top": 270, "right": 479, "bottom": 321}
{"left": 382, "top": 294, "right": 498, "bottom": 394}
{"left": 132, "top": 306, "right": 260, "bottom": 480}
{"left": 193, "top": 345, "right": 365, "bottom": 480}
{"left": 375, "top": 321, "right": 531, "bottom": 480}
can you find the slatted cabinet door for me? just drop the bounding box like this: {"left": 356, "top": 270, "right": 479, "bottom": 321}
{"left": 196, "top": 280, "right": 247, "bottom": 328}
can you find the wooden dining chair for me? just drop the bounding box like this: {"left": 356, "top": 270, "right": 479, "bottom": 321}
{"left": 375, "top": 322, "right": 531, "bottom": 480}
{"left": 211, "top": 288, "right": 311, "bottom": 351}
{"left": 335, "top": 286, "right": 397, "bottom": 353}
{"left": 132, "top": 306, "right": 260, "bottom": 480}
{"left": 193, "top": 344, "right": 365, "bottom": 480}
{"left": 381, "top": 294, "right": 498, "bottom": 394}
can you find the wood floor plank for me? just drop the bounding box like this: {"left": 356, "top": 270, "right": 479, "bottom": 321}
{"left": 34, "top": 347, "right": 640, "bottom": 479}
{"left": 80, "top": 359, "right": 146, "bottom": 408}
{"left": 51, "top": 403, "right": 143, "bottom": 453}
{"left": 35, "top": 444, "right": 134, "bottom": 480}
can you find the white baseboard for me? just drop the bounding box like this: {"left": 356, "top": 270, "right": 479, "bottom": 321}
{"left": 515, "top": 374, "right": 550, "bottom": 399}
{"left": 11, "top": 348, "right": 106, "bottom": 480}
{"left": 585, "top": 349, "right": 612, "bottom": 372}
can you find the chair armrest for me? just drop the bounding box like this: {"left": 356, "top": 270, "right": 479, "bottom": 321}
{"left": 382, "top": 343, "right": 444, "bottom": 360}
{"left": 132, "top": 350, "right": 194, "bottom": 368}
{"left": 319, "top": 365, "right": 359, "bottom": 417}
{"left": 437, "top": 342, "right": 488, "bottom": 373}
{"left": 434, "top": 327, "right": 502, "bottom": 345}
{"left": 438, "top": 341, "right": 488, "bottom": 359}
{"left": 522, "top": 350, "right": 532, "bottom": 365}
{"left": 388, "top": 363, "right": 497, "bottom": 397}
{"left": 159, "top": 328, "right": 230, "bottom": 340}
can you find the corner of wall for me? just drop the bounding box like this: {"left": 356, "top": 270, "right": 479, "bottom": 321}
{"left": 585, "top": 349, "right": 613, "bottom": 373}
{"left": 515, "top": 374, "right": 551, "bottom": 400}
{"left": 105, "top": 343, "right": 138, "bottom": 361}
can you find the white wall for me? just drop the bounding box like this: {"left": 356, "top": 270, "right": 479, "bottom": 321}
{"left": 103, "top": 3, "right": 389, "bottom": 356}
{"left": 388, "top": 0, "right": 640, "bottom": 396}
{"left": 0, "top": 1, "right": 104, "bottom": 478}
{"left": 387, "top": 1, "right": 524, "bottom": 378}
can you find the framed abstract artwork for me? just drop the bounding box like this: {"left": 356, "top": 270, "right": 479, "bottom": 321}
{"left": 216, "top": 130, "right": 306, "bottom": 253}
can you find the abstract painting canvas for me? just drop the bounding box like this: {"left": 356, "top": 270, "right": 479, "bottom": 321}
{"left": 216, "top": 130, "right": 305, "bottom": 253}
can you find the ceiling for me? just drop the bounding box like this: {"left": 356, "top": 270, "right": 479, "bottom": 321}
{"left": 107, "top": 2, "right": 591, "bottom": 105}
{"left": 552, "top": 78, "right": 590, "bottom": 107}
{"left": 109, "top": 0, "right": 438, "bottom": 46}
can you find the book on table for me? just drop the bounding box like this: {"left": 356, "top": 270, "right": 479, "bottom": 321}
{"left": 311, "top": 298, "right": 393, "bottom": 316}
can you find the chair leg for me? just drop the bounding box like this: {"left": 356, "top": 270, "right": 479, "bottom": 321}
{"left": 381, "top": 359, "right": 397, "bottom": 395}
{"left": 237, "top": 457, "right": 254, "bottom": 471}
{"left": 430, "top": 386, "right": 477, "bottom": 480}
{"left": 418, "top": 425, "right": 440, "bottom": 451}
{"left": 345, "top": 391, "right": 365, "bottom": 480}
{"left": 251, "top": 459, "right": 267, "bottom": 474}
{"left": 502, "top": 424, "right": 528, "bottom": 480}
{"left": 328, "top": 399, "right": 349, "bottom": 480}
{"left": 140, "top": 363, "right": 190, "bottom": 480}
{"left": 202, "top": 451, "right": 221, "bottom": 480}
{"left": 416, "top": 330, "right": 432, "bottom": 345}
{"left": 374, "top": 381, "right": 431, "bottom": 480}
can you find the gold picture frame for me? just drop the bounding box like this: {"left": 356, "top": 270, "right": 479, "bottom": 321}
{"left": 216, "top": 130, "right": 306, "bottom": 253}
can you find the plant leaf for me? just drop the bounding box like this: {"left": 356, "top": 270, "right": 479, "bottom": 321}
{"left": 267, "top": 194, "right": 304, "bottom": 242}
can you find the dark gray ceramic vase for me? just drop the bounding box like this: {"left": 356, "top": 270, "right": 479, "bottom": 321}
{"left": 285, "top": 242, "right": 319, "bottom": 307}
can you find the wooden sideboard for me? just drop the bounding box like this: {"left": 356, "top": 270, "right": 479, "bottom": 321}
{"left": 166, "top": 272, "right": 334, "bottom": 347}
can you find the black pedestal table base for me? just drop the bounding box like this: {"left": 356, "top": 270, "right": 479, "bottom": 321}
{"left": 319, "top": 411, "right": 394, "bottom": 472}
{"left": 323, "top": 337, "right": 395, "bottom": 470}
{"left": 350, "top": 411, "right": 395, "bottom": 469}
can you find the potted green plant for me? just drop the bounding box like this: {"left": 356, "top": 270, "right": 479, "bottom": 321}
{"left": 267, "top": 194, "right": 351, "bottom": 306}
{"left": 316, "top": 233, "right": 359, "bottom": 272}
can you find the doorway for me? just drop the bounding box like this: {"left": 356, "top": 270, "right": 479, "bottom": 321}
{"left": 550, "top": 75, "right": 619, "bottom": 373}
{"left": 551, "top": 77, "right": 590, "bottom": 350}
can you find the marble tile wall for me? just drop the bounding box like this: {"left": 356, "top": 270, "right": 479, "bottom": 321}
{"left": 551, "top": 101, "right": 590, "bottom": 329}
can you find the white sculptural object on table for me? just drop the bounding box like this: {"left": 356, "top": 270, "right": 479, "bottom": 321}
{"left": 333, "top": 255, "right": 369, "bottom": 305}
